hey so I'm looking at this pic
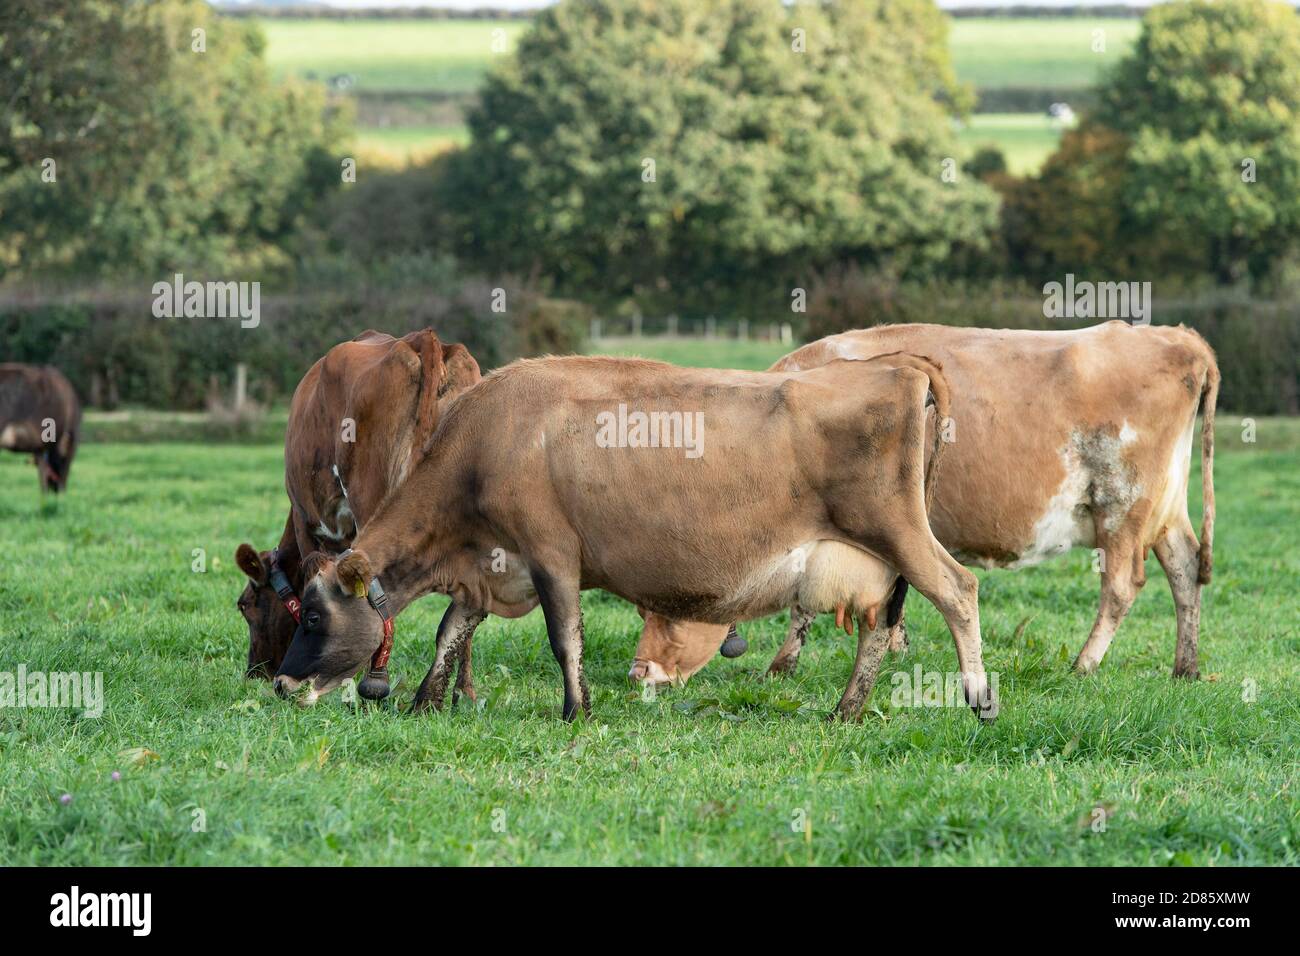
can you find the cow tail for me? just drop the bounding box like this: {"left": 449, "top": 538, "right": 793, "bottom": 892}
{"left": 1198, "top": 361, "right": 1219, "bottom": 585}
{"left": 903, "top": 354, "right": 950, "bottom": 513}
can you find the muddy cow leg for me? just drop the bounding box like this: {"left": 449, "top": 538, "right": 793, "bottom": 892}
{"left": 451, "top": 624, "right": 481, "bottom": 706}
{"left": 1154, "top": 518, "right": 1203, "bottom": 680}
{"left": 833, "top": 617, "right": 891, "bottom": 722}
{"left": 767, "top": 605, "right": 815, "bottom": 677}
{"left": 413, "top": 601, "right": 487, "bottom": 714}
{"left": 532, "top": 565, "right": 590, "bottom": 721}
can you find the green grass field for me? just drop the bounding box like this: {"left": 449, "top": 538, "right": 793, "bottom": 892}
{"left": 948, "top": 17, "right": 1138, "bottom": 91}
{"left": 594, "top": 335, "right": 793, "bottom": 371}
{"left": 2, "top": 412, "right": 1297, "bottom": 865}
{"left": 259, "top": 19, "right": 526, "bottom": 94}
{"left": 956, "top": 113, "right": 1066, "bottom": 175}
{"left": 255, "top": 15, "right": 1136, "bottom": 172}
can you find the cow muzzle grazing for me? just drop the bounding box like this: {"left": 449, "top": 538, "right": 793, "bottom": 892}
{"left": 273, "top": 553, "right": 388, "bottom": 704}
{"left": 629, "top": 610, "right": 734, "bottom": 687}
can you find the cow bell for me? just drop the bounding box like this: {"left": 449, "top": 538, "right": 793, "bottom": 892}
{"left": 719, "top": 626, "right": 748, "bottom": 659}
{"left": 357, "top": 667, "right": 391, "bottom": 700}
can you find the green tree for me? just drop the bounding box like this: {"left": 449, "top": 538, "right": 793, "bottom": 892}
{"left": 1011, "top": 0, "right": 1300, "bottom": 284}
{"left": 442, "top": 0, "right": 997, "bottom": 314}
{"left": 0, "top": 0, "right": 349, "bottom": 278}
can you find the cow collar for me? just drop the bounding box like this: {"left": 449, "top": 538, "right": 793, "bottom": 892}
{"left": 337, "top": 547, "right": 396, "bottom": 672}
{"left": 267, "top": 549, "right": 301, "bottom": 623}
{"left": 36, "top": 451, "right": 59, "bottom": 486}
{"left": 330, "top": 465, "right": 394, "bottom": 698}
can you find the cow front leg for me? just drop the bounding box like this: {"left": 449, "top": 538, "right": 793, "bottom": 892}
{"left": 1154, "top": 521, "right": 1202, "bottom": 680}
{"left": 833, "top": 615, "right": 891, "bottom": 722}
{"left": 413, "top": 602, "right": 487, "bottom": 714}
{"left": 532, "top": 567, "right": 589, "bottom": 720}
{"left": 767, "top": 605, "right": 815, "bottom": 677}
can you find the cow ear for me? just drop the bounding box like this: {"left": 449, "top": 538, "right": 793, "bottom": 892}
{"left": 235, "top": 544, "right": 267, "bottom": 585}
{"left": 336, "top": 550, "right": 373, "bottom": 598}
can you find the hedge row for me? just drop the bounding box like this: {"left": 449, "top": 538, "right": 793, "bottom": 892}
{"left": 0, "top": 280, "right": 590, "bottom": 412}
{"left": 2, "top": 284, "right": 1295, "bottom": 415}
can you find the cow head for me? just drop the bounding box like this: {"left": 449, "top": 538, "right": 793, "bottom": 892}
{"left": 234, "top": 543, "right": 300, "bottom": 678}
{"left": 274, "top": 550, "right": 384, "bottom": 704}
{"left": 628, "top": 610, "right": 743, "bottom": 687}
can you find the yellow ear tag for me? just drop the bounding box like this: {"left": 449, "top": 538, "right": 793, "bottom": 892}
{"left": 352, "top": 579, "right": 368, "bottom": 598}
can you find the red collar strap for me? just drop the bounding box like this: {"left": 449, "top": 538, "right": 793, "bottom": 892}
{"left": 336, "top": 549, "right": 396, "bottom": 690}
{"left": 268, "top": 550, "right": 301, "bottom": 623}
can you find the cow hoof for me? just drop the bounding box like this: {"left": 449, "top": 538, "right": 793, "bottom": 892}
{"left": 766, "top": 658, "right": 798, "bottom": 678}
{"left": 1171, "top": 666, "right": 1199, "bottom": 681}
{"left": 720, "top": 629, "right": 748, "bottom": 658}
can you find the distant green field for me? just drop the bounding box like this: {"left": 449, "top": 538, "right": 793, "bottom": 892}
{"left": 948, "top": 17, "right": 1139, "bottom": 90}
{"left": 957, "top": 113, "right": 1065, "bottom": 175}
{"left": 255, "top": 15, "right": 1138, "bottom": 172}
{"left": 258, "top": 18, "right": 526, "bottom": 93}
{"left": 592, "top": 335, "right": 792, "bottom": 371}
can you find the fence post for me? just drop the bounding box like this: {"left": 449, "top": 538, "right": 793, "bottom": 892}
{"left": 234, "top": 363, "right": 248, "bottom": 412}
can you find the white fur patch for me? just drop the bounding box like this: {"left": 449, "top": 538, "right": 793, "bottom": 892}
{"left": 314, "top": 502, "right": 353, "bottom": 542}
{"left": 1009, "top": 451, "right": 1093, "bottom": 569}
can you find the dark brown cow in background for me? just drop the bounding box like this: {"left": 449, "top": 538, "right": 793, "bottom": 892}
{"left": 0, "top": 364, "right": 81, "bottom": 494}
{"left": 235, "top": 329, "right": 481, "bottom": 688}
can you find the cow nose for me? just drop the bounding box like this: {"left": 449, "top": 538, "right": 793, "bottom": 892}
{"left": 273, "top": 676, "right": 293, "bottom": 698}
{"left": 627, "top": 661, "right": 649, "bottom": 684}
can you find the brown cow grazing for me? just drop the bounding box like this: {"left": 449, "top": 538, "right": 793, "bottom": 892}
{"left": 632, "top": 321, "right": 1218, "bottom": 684}
{"left": 271, "top": 354, "right": 996, "bottom": 723}
{"left": 234, "top": 329, "right": 482, "bottom": 692}
{"left": 0, "top": 364, "right": 81, "bottom": 494}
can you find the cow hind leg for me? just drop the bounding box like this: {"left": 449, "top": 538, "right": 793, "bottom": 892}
{"left": 451, "top": 629, "right": 479, "bottom": 706}
{"left": 767, "top": 605, "right": 815, "bottom": 677}
{"left": 532, "top": 566, "right": 590, "bottom": 721}
{"left": 882, "top": 538, "right": 992, "bottom": 720}
{"left": 833, "top": 616, "right": 891, "bottom": 722}
{"left": 1074, "top": 540, "right": 1145, "bottom": 675}
{"left": 413, "top": 602, "right": 487, "bottom": 714}
{"left": 1154, "top": 520, "right": 1202, "bottom": 680}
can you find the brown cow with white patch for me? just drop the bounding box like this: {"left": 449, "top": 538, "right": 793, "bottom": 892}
{"left": 271, "top": 353, "right": 996, "bottom": 723}
{"left": 632, "top": 321, "right": 1217, "bottom": 684}
{"left": 0, "top": 364, "right": 81, "bottom": 494}
{"left": 234, "top": 329, "right": 481, "bottom": 690}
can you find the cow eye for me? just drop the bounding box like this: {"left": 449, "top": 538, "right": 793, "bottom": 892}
{"left": 305, "top": 611, "right": 321, "bottom": 630}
